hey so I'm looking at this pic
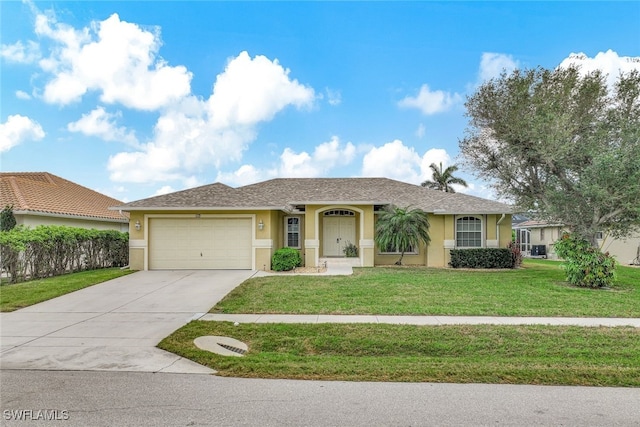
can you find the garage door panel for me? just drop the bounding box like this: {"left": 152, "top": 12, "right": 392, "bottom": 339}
{"left": 149, "top": 218, "right": 252, "bottom": 270}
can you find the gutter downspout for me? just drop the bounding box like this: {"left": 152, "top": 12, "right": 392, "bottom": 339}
{"left": 496, "top": 214, "right": 506, "bottom": 246}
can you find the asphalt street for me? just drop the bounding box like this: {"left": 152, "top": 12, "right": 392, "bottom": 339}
{"left": 2, "top": 370, "right": 639, "bottom": 427}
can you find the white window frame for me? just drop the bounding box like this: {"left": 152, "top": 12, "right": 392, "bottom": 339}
{"left": 285, "top": 216, "right": 301, "bottom": 249}
{"left": 455, "top": 215, "right": 484, "bottom": 248}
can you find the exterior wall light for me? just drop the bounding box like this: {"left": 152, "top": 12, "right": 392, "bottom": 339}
{"left": 135, "top": 220, "right": 141, "bottom": 231}
{"left": 258, "top": 219, "right": 264, "bottom": 230}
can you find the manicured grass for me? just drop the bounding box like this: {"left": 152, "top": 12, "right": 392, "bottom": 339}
{"left": 211, "top": 260, "right": 640, "bottom": 317}
{"left": 159, "top": 321, "right": 640, "bottom": 386}
{"left": 0, "top": 268, "right": 135, "bottom": 312}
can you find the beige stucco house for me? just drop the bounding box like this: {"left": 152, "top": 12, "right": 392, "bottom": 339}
{"left": 0, "top": 172, "right": 129, "bottom": 232}
{"left": 513, "top": 220, "right": 640, "bottom": 265}
{"left": 114, "top": 178, "right": 513, "bottom": 271}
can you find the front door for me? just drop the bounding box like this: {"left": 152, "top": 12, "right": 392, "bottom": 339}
{"left": 323, "top": 216, "right": 356, "bottom": 256}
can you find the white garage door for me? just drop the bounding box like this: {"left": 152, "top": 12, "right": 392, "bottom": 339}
{"left": 149, "top": 218, "right": 252, "bottom": 269}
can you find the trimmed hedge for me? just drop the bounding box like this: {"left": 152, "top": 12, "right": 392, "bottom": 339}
{"left": 449, "top": 248, "right": 515, "bottom": 269}
{"left": 0, "top": 225, "right": 129, "bottom": 283}
{"left": 271, "top": 247, "right": 303, "bottom": 271}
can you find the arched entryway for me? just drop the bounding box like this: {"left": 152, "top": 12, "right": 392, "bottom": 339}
{"left": 322, "top": 209, "right": 356, "bottom": 256}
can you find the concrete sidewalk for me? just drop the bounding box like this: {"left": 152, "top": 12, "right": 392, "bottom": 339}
{"left": 200, "top": 313, "right": 640, "bottom": 327}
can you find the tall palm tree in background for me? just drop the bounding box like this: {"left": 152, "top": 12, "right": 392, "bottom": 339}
{"left": 374, "top": 205, "right": 430, "bottom": 265}
{"left": 421, "top": 162, "right": 468, "bottom": 193}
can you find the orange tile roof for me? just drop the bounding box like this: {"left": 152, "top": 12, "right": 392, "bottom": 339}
{"left": 0, "top": 172, "right": 128, "bottom": 222}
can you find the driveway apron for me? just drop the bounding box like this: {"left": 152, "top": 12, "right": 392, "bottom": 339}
{"left": 0, "top": 270, "right": 255, "bottom": 373}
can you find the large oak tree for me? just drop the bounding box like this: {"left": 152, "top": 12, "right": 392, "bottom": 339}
{"left": 460, "top": 66, "right": 640, "bottom": 246}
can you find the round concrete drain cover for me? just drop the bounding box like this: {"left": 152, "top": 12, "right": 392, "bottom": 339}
{"left": 194, "top": 336, "right": 248, "bottom": 357}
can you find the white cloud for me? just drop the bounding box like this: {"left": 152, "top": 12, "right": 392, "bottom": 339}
{"left": 208, "top": 51, "right": 314, "bottom": 128}
{"left": 217, "top": 136, "right": 356, "bottom": 186}
{"left": 216, "top": 164, "right": 266, "bottom": 187}
{"left": 415, "top": 123, "right": 426, "bottom": 139}
{"left": 558, "top": 50, "right": 640, "bottom": 88}
{"left": 182, "top": 176, "right": 201, "bottom": 189}
{"left": 108, "top": 143, "right": 184, "bottom": 184}
{"left": 0, "top": 114, "right": 45, "bottom": 152}
{"left": 277, "top": 148, "right": 318, "bottom": 178}
{"left": 108, "top": 51, "right": 315, "bottom": 183}
{"left": 398, "top": 84, "right": 462, "bottom": 115}
{"left": 478, "top": 52, "right": 519, "bottom": 82}
{"left": 361, "top": 140, "right": 421, "bottom": 183}
{"left": 16, "top": 90, "right": 32, "bottom": 100}
{"left": 361, "top": 140, "right": 456, "bottom": 185}
{"left": 325, "top": 88, "right": 342, "bottom": 106}
{"left": 67, "top": 107, "right": 138, "bottom": 146}
{"left": 153, "top": 185, "right": 175, "bottom": 196}
{"left": 35, "top": 12, "right": 192, "bottom": 109}
{"left": 277, "top": 136, "right": 356, "bottom": 178}
{"left": 0, "top": 40, "right": 40, "bottom": 63}
{"left": 12, "top": 8, "right": 317, "bottom": 187}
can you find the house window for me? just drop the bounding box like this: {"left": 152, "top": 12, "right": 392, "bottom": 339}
{"left": 323, "top": 210, "right": 355, "bottom": 216}
{"left": 456, "top": 216, "right": 482, "bottom": 248}
{"left": 285, "top": 217, "right": 301, "bottom": 248}
{"left": 540, "top": 228, "right": 545, "bottom": 240}
{"left": 595, "top": 231, "right": 604, "bottom": 240}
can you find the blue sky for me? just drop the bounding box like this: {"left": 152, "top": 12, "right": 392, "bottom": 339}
{"left": 2, "top": 1, "right": 639, "bottom": 203}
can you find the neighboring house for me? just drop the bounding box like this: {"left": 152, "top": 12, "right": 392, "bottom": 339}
{"left": 0, "top": 172, "right": 129, "bottom": 232}
{"left": 113, "top": 178, "right": 513, "bottom": 271}
{"left": 513, "top": 220, "right": 564, "bottom": 258}
{"left": 513, "top": 220, "right": 640, "bottom": 265}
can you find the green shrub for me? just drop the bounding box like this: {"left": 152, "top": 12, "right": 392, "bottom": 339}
{"left": 0, "top": 225, "right": 129, "bottom": 283}
{"left": 507, "top": 241, "right": 523, "bottom": 268}
{"left": 1, "top": 205, "right": 16, "bottom": 231}
{"left": 554, "top": 232, "right": 616, "bottom": 288}
{"left": 449, "top": 248, "right": 514, "bottom": 269}
{"left": 271, "top": 247, "right": 302, "bottom": 271}
{"left": 343, "top": 241, "right": 359, "bottom": 258}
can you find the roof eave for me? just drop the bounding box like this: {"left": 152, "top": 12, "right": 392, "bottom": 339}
{"left": 431, "top": 210, "right": 513, "bottom": 215}
{"left": 110, "top": 206, "right": 287, "bottom": 212}
{"left": 14, "top": 210, "right": 129, "bottom": 223}
{"left": 288, "top": 200, "right": 391, "bottom": 205}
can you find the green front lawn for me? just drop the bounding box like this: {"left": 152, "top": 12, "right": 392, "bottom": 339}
{"left": 0, "top": 268, "right": 135, "bottom": 312}
{"left": 160, "top": 259, "right": 640, "bottom": 386}
{"left": 159, "top": 321, "right": 640, "bottom": 386}
{"left": 212, "top": 260, "right": 640, "bottom": 317}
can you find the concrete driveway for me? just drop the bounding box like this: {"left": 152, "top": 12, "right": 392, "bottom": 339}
{"left": 0, "top": 270, "right": 256, "bottom": 373}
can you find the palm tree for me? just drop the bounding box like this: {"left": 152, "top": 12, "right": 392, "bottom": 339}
{"left": 375, "top": 205, "right": 430, "bottom": 265}
{"left": 421, "top": 162, "right": 468, "bottom": 193}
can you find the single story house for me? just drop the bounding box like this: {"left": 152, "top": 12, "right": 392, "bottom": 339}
{"left": 0, "top": 172, "right": 129, "bottom": 232}
{"left": 513, "top": 220, "right": 640, "bottom": 265}
{"left": 113, "top": 178, "right": 513, "bottom": 270}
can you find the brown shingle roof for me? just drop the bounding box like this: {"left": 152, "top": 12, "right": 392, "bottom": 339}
{"left": 0, "top": 172, "right": 128, "bottom": 222}
{"left": 513, "top": 220, "right": 564, "bottom": 229}
{"left": 116, "top": 177, "right": 512, "bottom": 214}
{"left": 116, "top": 182, "right": 279, "bottom": 209}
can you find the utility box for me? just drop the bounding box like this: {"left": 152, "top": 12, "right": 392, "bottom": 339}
{"left": 531, "top": 245, "right": 547, "bottom": 257}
